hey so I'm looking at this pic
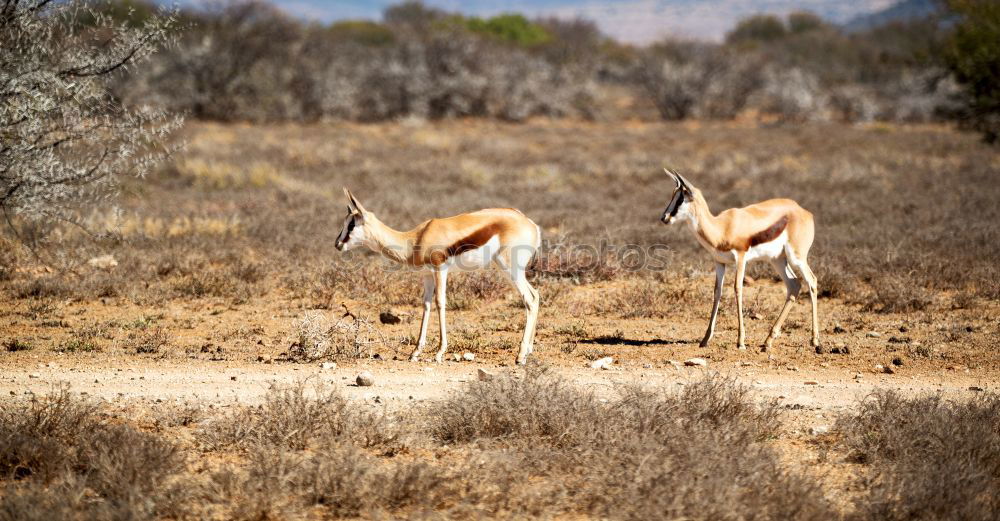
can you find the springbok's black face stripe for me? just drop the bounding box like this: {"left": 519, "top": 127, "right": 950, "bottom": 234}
{"left": 341, "top": 216, "right": 356, "bottom": 244}
{"left": 664, "top": 189, "right": 684, "bottom": 220}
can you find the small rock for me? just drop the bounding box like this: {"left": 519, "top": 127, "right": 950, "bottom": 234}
{"left": 891, "top": 357, "right": 903, "bottom": 367}
{"left": 804, "top": 381, "right": 819, "bottom": 385}
{"left": 815, "top": 345, "right": 826, "bottom": 354}
{"left": 854, "top": 373, "right": 863, "bottom": 380}
{"left": 379, "top": 312, "right": 401, "bottom": 325}
{"left": 969, "top": 386, "right": 984, "bottom": 392}
{"left": 787, "top": 366, "right": 800, "bottom": 372}
{"left": 321, "top": 362, "right": 337, "bottom": 370}
{"left": 230, "top": 376, "right": 237, "bottom": 381}
{"left": 463, "top": 352, "right": 475, "bottom": 362}
{"left": 28, "top": 373, "right": 40, "bottom": 379}
{"left": 87, "top": 254, "right": 118, "bottom": 270}
{"left": 883, "top": 365, "right": 896, "bottom": 375}
{"left": 832, "top": 325, "right": 847, "bottom": 334}
{"left": 642, "top": 363, "right": 653, "bottom": 369}
{"left": 899, "top": 325, "right": 909, "bottom": 333}
{"left": 874, "top": 364, "right": 885, "bottom": 373}
{"left": 684, "top": 358, "right": 707, "bottom": 367}
{"left": 356, "top": 371, "right": 375, "bottom": 386}
{"left": 866, "top": 331, "right": 881, "bottom": 338}
{"left": 749, "top": 312, "right": 762, "bottom": 320}
{"left": 739, "top": 361, "right": 754, "bottom": 367}
{"left": 590, "top": 357, "right": 614, "bottom": 370}
{"left": 477, "top": 368, "right": 494, "bottom": 382}
{"left": 453, "top": 353, "right": 462, "bottom": 362}
{"left": 809, "top": 425, "right": 830, "bottom": 436}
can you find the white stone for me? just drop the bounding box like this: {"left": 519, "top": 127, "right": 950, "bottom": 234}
{"left": 356, "top": 371, "right": 374, "bottom": 386}
{"left": 589, "top": 357, "right": 614, "bottom": 370}
{"left": 463, "top": 352, "right": 475, "bottom": 362}
{"left": 87, "top": 254, "right": 118, "bottom": 270}
{"left": 321, "top": 362, "right": 337, "bottom": 370}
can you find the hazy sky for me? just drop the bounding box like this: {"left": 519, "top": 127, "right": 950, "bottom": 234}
{"left": 244, "top": 0, "right": 899, "bottom": 43}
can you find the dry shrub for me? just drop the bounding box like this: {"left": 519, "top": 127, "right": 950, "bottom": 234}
{"left": 837, "top": 391, "right": 1000, "bottom": 521}
{"left": 863, "top": 275, "right": 935, "bottom": 314}
{"left": 288, "top": 310, "right": 391, "bottom": 361}
{"left": 200, "top": 381, "right": 401, "bottom": 451}
{"left": 11, "top": 277, "right": 72, "bottom": 299}
{"left": 429, "top": 367, "right": 830, "bottom": 520}
{"left": 0, "top": 389, "right": 186, "bottom": 519}
{"left": 121, "top": 326, "right": 171, "bottom": 354}
{"left": 531, "top": 247, "right": 621, "bottom": 283}
{"left": 593, "top": 277, "right": 691, "bottom": 318}
{"left": 204, "top": 440, "right": 545, "bottom": 520}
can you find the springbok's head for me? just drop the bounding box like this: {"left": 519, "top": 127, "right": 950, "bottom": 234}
{"left": 336, "top": 188, "right": 370, "bottom": 251}
{"left": 660, "top": 168, "right": 698, "bottom": 225}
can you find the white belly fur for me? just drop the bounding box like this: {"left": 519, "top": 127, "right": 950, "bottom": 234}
{"left": 700, "top": 230, "right": 788, "bottom": 265}
{"left": 744, "top": 230, "right": 788, "bottom": 263}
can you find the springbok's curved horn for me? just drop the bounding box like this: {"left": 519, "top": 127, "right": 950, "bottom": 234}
{"left": 663, "top": 168, "right": 681, "bottom": 187}
{"left": 675, "top": 171, "right": 695, "bottom": 191}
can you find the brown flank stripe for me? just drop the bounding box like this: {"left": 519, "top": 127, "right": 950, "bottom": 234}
{"left": 447, "top": 223, "right": 501, "bottom": 257}
{"left": 749, "top": 215, "right": 788, "bottom": 247}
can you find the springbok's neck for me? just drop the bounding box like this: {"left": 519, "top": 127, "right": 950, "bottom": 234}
{"left": 364, "top": 214, "right": 414, "bottom": 264}
{"left": 688, "top": 192, "right": 726, "bottom": 251}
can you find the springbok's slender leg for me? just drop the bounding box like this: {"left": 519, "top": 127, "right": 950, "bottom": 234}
{"left": 734, "top": 252, "right": 748, "bottom": 350}
{"left": 410, "top": 272, "right": 436, "bottom": 361}
{"left": 764, "top": 256, "right": 801, "bottom": 350}
{"left": 512, "top": 274, "right": 539, "bottom": 365}
{"left": 798, "top": 261, "right": 821, "bottom": 347}
{"left": 432, "top": 268, "right": 449, "bottom": 363}
{"left": 700, "top": 262, "right": 726, "bottom": 347}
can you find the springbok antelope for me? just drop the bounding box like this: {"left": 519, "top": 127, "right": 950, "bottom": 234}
{"left": 660, "top": 169, "right": 820, "bottom": 351}
{"left": 335, "top": 188, "right": 541, "bottom": 365}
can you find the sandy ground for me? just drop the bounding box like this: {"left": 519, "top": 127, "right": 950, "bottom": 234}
{"left": 2, "top": 277, "right": 998, "bottom": 429}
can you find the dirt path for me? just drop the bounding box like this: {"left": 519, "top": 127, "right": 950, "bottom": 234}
{"left": 3, "top": 356, "right": 991, "bottom": 427}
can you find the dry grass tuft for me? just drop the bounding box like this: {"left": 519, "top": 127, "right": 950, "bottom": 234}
{"left": 200, "top": 381, "right": 401, "bottom": 451}
{"left": 837, "top": 390, "right": 1000, "bottom": 521}
{"left": 0, "top": 389, "right": 186, "bottom": 519}
{"left": 430, "top": 367, "right": 830, "bottom": 520}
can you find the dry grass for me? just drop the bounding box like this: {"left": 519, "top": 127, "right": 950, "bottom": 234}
{"left": 430, "top": 367, "right": 832, "bottom": 520}
{"left": 0, "top": 375, "right": 839, "bottom": 520}
{"left": 4, "top": 121, "right": 996, "bottom": 316}
{"left": 4, "top": 376, "right": 999, "bottom": 520}
{"left": 836, "top": 390, "right": 1000, "bottom": 521}
{"left": 0, "top": 389, "right": 186, "bottom": 520}
{"left": 200, "top": 381, "right": 402, "bottom": 451}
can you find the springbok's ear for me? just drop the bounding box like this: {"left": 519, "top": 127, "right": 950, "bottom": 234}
{"left": 675, "top": 171, "right": 696, "bottom": 193}
{"left": 343, "top": 187, "right": 367, "bottom": 215}
{"left": 664, "top": 168, "right": 681, "bottom": 188}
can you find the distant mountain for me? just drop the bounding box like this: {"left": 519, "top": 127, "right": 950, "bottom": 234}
{"left": 844, "top": 0, "right": 942, "bottom": 32}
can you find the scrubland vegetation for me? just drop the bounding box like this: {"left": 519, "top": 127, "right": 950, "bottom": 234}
{"left": 3, "top": 1, "right": 1000, "bottom": 519}
{"left": 3, "top": 120, "right": 997, "bottom": 316}
{"left": 1, "top": 373, "right": 996, "bottom": 520}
